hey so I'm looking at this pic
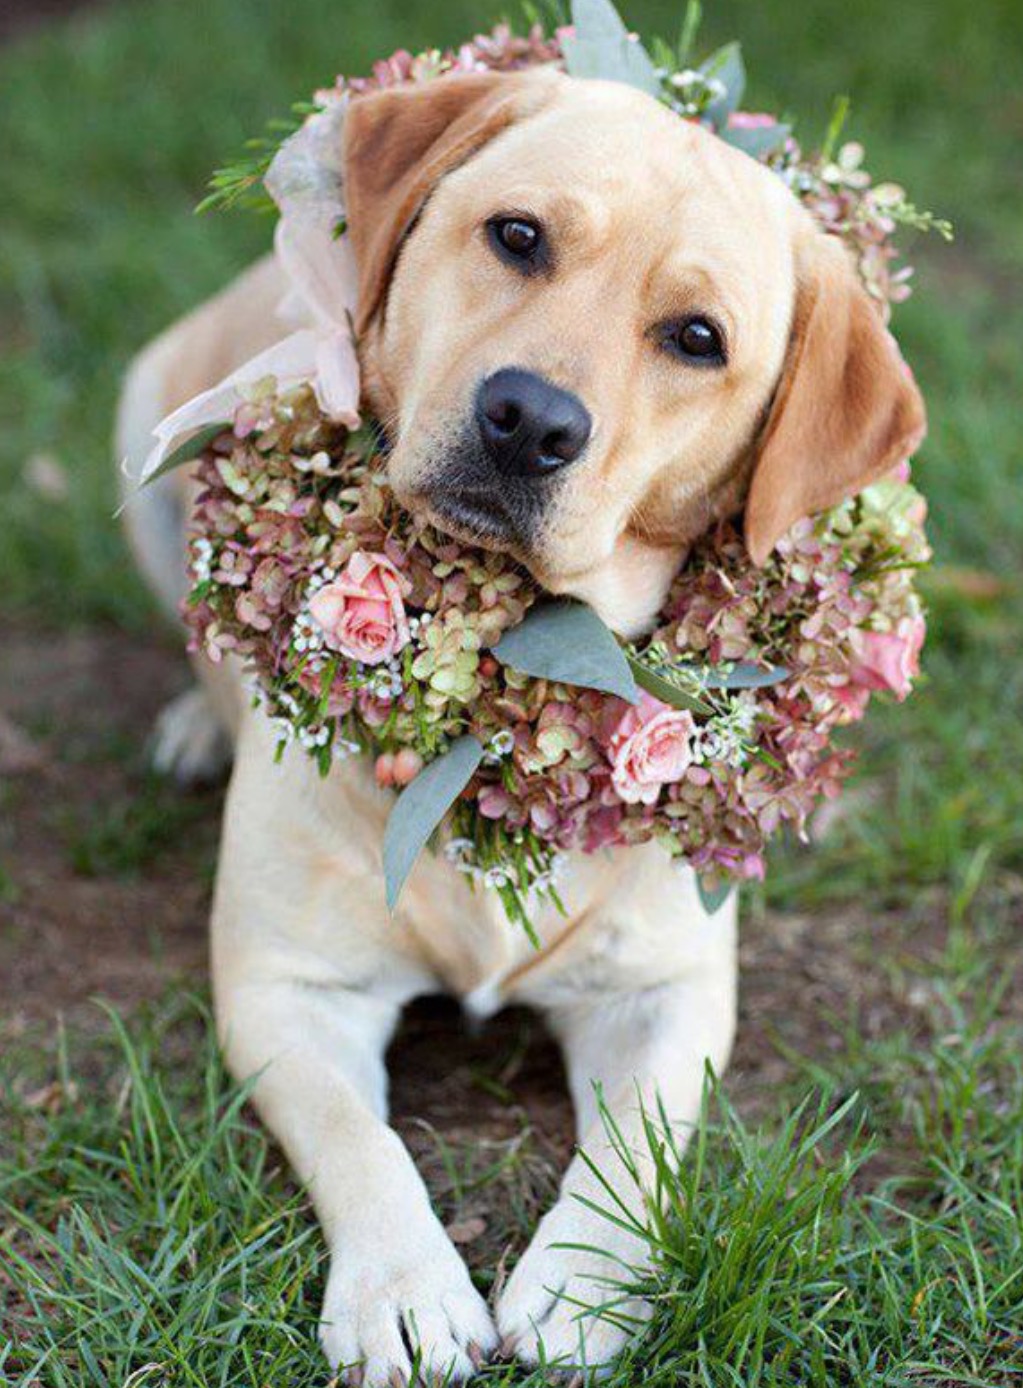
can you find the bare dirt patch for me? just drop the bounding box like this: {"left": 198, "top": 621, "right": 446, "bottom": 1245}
{"left": 0, "top": 622, "right": 214, "bottom": 1039}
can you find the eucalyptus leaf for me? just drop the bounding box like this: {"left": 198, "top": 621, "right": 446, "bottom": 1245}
{"left": 383, "top": 734, "right": 485, "bottom": 910}
{"left": 703, "top": 661, "right": 790, "bottom": 690}
{"left": 701, "top": 41, "right": 746, "bottom": 125}
{"left": 722, "top": 121, "right": 791, "bottom": 160}
{"left": 696, "top": 875, "right": 734, "bottom": 915}
{"left": 563, "top": 0, "right": 661, "bottom": 96}
{"left": 492, "top": 600, "right": 638, "bottom": 702}
{"left": 626, "top": 655, "right": 711, "bottom": 714}
{"left": 140, "top": 422, "right": 230, "bottom": 487}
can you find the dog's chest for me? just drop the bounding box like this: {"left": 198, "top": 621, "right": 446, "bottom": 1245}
{"left": 397, "top": 847, "right": 591, "bottom": 1012}
{"left": 267, "top": 732, "right": 712, "bottom": 1015}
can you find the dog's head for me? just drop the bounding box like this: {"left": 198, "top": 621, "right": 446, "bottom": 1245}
{"left": 344, "top": 70, "right": 925, "bottom": 635}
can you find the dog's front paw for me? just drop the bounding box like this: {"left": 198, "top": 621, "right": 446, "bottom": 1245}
{"left": 496, "top": 1201, "right": 651, "bottom": 1374}
{"left": 319, "top": 1222, "right": 497, "bottom": 1385}
{"left": 151, "top": 685, "right": 232, "bottom": 786}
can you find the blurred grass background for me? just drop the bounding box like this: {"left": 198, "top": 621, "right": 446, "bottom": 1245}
{"left": 1, "top": 0, "right": 1020, "bottom": 911}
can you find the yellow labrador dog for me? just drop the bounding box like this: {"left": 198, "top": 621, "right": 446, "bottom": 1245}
{"left": 118, "top": 69, "right": 923, "bottom": 1384}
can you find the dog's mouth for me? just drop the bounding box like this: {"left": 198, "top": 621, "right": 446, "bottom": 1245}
{"left": 421, "top": 489, "right": 518, "bottom": 549}
{"left": 391, "top": 428, "right": 554, "bottom": 561}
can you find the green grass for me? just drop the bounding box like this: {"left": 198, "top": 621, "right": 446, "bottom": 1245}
{"left": 3, "top": 893, "right": 1022, "bottom": 1384}
{"left": 1, "top": 0, "right": 1022, "bottom": 1381}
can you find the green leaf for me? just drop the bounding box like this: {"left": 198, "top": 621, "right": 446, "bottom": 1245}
{"left": 563, "top": 0, "right": 661, "bottom": 96}
{"left": 700, "top": 41, "right": 746, "bottom": 125}
{"left": 703, "top": 661, "right": 790, "bottom": 689}
{"left": 820, "top": 93, "right": 851, "bottom": 163}
{"left": 696, "top": 875, "right": 734, "bottom": 914}
{"left": 649, "top": 35, "right": 676, "bottom": 74}
{"left": 676, "top": 0, "right": 703, "bottom": 65}
{"left": 383, "top": 735, "right": 485, "bottom": 910}
{"left": 626, "top": 655, "right": 711, "bottom": 714}
{"left": 492, "top": 600, "right": 638, "bottom": 701}
{"left": 722, "top": 121, "right": 791, "bottom": 160}
{"left": 140, "top": 422, "right": 230, "bottom": 487}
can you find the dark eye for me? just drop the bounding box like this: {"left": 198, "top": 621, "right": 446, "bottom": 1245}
{"left": 487, "top": 216, "right": 546, "bottom": 272}
{"left": 661, "top": 316, "right": 727, "bottom": 366}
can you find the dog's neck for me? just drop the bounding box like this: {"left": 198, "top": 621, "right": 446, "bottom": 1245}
{"left": 539, "top": 535, "right": 687, "bottom": 639}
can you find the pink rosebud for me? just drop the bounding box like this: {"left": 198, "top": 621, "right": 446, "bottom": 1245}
{"left": 308, "top": 551, "right": 411, "bottom": 666}
{"left": 392, "top": 748, "right": 423, "bottom": 786}
{"left": 374, "top": 753, "right": 395, "bottom": 788}
{"left": 849, "top": 613, "right": 926, "bottom": 701}
{"left": 605, "top": 691, "right": 696, "bottom": 806}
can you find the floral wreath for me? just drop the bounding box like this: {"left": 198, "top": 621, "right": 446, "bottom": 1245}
{"left": 138, "top": 0, "right": 940, "bottom": 934}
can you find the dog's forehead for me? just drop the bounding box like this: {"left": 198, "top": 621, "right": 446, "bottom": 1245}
{"left": 445, "top": 76, "right": 793, "bottom": 268}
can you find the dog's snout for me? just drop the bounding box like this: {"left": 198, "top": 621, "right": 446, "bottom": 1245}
{"left": 476, "top": 369, "right": 591, "bottom": 477}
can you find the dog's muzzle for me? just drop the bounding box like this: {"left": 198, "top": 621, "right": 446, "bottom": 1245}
{"left": 419, "top": 369, "right": 591, "bottom": 549}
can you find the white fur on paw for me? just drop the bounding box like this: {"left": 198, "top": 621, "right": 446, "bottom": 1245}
{"left": 151, "top": 686, "right": 231, "bottom": 785}
{"left": 319, "top": 1225, "right": 497, "bottom": 1386}
{"left": 496, "top": 1202, "right": 651, "bottom": 1374}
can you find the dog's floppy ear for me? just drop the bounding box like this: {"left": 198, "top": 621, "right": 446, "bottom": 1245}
{"left": 744, "top": 230, "right": 926, "bottom": 565}
{"left": 343, "top": 71, "right": 556, "bottom": 336}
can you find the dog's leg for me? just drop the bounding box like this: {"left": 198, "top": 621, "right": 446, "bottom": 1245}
{"left": 216, "top": 965, "right": 499, "bottom": 1381}
{"left": 496, "top": 892, "right": 738, "bottom": 1371}
{"left": 216, "top": 977, "right": 495, "bottom": 1381}
{"left": 212, "top": 729, "right": 497, "bottom": 1385}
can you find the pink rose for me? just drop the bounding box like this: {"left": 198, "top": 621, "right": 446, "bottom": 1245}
{"left": 308, "top": 551, "right": 411, "bottom": 666}
{"left": 849, "top": 613, "right": 925, "bottom": 701}
{"left": 605, "top": 692, "right": 696, "bottom": 805}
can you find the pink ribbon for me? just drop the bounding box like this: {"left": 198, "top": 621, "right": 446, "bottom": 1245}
{"left": 136, "top": 95, "right": 361, "bottom": 486}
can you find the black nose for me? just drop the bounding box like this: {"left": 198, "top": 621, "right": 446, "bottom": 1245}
{"left": 476, "top": 369, "right": 592, "bottom": 477}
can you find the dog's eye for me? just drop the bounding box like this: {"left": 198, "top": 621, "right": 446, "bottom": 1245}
{"left": 487, "top": 216, "right": 546, "bottom": 272}
{"left": 661, "top": 316, "right": 727, "bottom": 366}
